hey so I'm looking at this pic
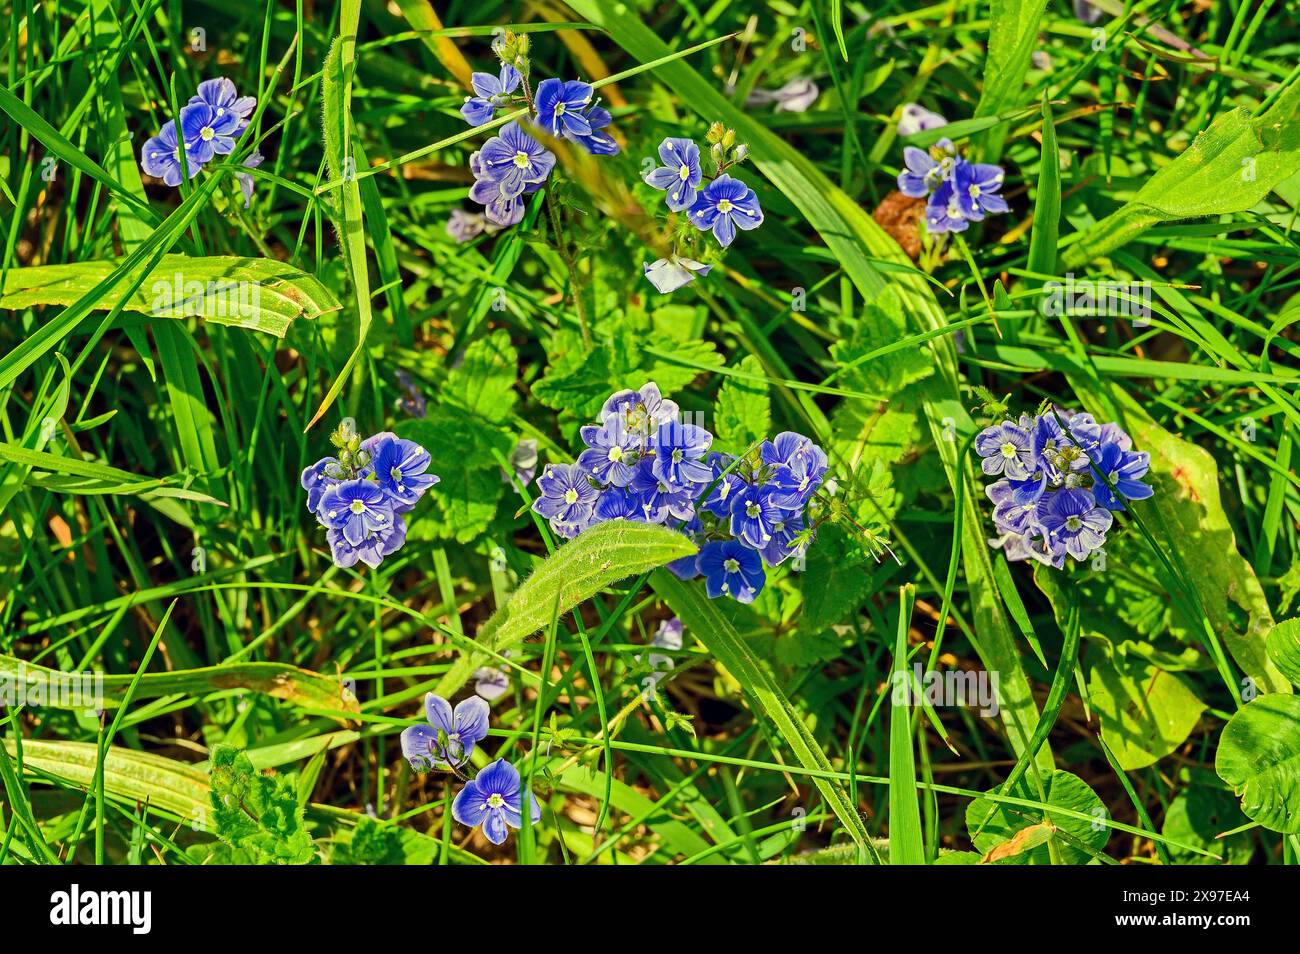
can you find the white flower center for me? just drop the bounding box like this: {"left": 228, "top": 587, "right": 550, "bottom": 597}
{"left": 349, "top": 500, "right": 366, "bottom": 514}
{"left": 487, "top": 793, "right": 505, "bottom": 808}
{"left": 717, "top": 199, "right": 734, "bottom": 213}
{"left": 969, "top": 184, "right": 982, "bottom": 198}
{"left": 723, "top": 558, "right": 740, "bottom": 573}
{"left": 608, "top": 446, "right": 624, "bottom": 462}
{"left": 564, "top": 488, "right": 579, "bottom": 504}
{"left": 513, "top": 151, "right": 531, "bottom": 168}
{"left": 1065, "top": 516, "right": 1082, "bottom": 531}
{"left": 200, "top": 126, "right": 214, "bottom": 141}
{"left": 678, "top": 164, "right": 690, "bottom": 180}
{"left": 1000, "top": 442, "right": 1018, "bottom": 459}
{"left": 746, "top": 502, "right": 761, "bottom": 518}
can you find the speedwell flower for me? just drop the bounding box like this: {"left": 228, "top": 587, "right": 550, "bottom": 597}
{"left": 644, "top": 137, "right": 703, "bottom": 212}
{"left": 689, "top": 174, "right": 764, "bottom": 247}
{"left": 401, "top": 693, "right": 491, "bottom": 771}
{"left": 452, "top": 758, "right": 542, "bottom": 846}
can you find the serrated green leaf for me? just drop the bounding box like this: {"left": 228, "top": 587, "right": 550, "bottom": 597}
{"left": 713, "top": 355, "right": 770, "bottom": 453}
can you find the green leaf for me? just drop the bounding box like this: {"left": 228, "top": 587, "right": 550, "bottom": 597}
{"left": 0, "top": 255, "right": 339, "bottom": 337}
{"left": 1162, "top": 771, "right": 1253, "bottom": 865}
{"left": 1215, "top": 694, "right": 1300, "bottom": 834}
{"left": 0, "top": 441, "right": 223, "bottom": 505}
{"left": 1027, "top": 96, "right": 1061, "bottom": 281}
{"left": 967, "top": 770, "right": 1110, "bottom": 865}
{"left": 713, "top": 355, "right": 771, "bottom": 453}
{"left": 397, "top": 408, "right": 510, "bottom": 543}
{"left": 202, "top": 743, "right": 318, "bottom": 864}
{"left": 652, "top": 569, "right": 879, "bottom": 858}
{"left": 888, "top": 585, "right": 925, "bottom": 864}
{"left": 1062, "top": 83, "right": 1300, "bottom": 268}
{"left": 435, "top": 521, "right": 698, "bottom": 696}
{"left": 972, "top": 0, "right": 1050, "bottom": 162}
{"left": 1266, "top": 618, "right": 1300, "bottom": 687}
{"left": 1087, "top": 654, "right": 1207, "bottom": 770}
{"left": 443, "top": 328, "right": 518, "bottom": 423}
{"left": 799, "top": 524, "right": 878, "bottom": 632}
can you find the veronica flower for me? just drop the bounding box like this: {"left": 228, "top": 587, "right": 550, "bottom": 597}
{"left": 533, "top": 78, "right": 595, "bottom": 137}
{"left": 897, "top": 103, "right": 947, "bottom": 137}
{"left": 452, "top": 758, "right": 542, "bottom": 846}
{"left": 473, "top": 667, "right": 511, "bottom": 702}
{"left": 564, "top": 104, "right": 619, "bottom": 155}
{"left": 603, "top": 383, "right": 679, "bottom": 441}
{"left": 447, "top": 208, "right": 487, "bottom": 243}
{"left": 1088, "top": 443, "right": 1153, "bottom": 512}
{"left": 698, "top": 539, "right": 765, "bottom": 603}
{"left": 953, "top": 161, "right": 1010, "bottom": 221}
{"left": 140, "top": 121, "right": 200, "bottom": 187}
{"left": 628, "top": 458, "right": 697, "bottom": 523}
{"left": 643, "top": 256, "right": 712, "bottom": 293}
{"left": 729, "top": 484, "right": 786, "bottom": 549}
{"left": 460, "top": 64, "right": 522, "bottom": 127}
{"left": 651, "top": 421, "right": 713, "bottom": 487}
{"left": 975, "top": 421, "right": 1035, "bottom": 479}
{"left": 367, "top": 434, "right": 440, "bottom": 510}
{"left": 328, "top": 518, "right": 407, "bottom": 569}
{"left": 319, "top": 479, "right": 396, "bottom": 546}
{"left": 1036, "top": 487, "right": 1112, "bottom": 561}
{"left": 400, "top": 693, "right": 491, "bottom": 771}
{"left": 533, "top": 462, "right": 599, "bottom": 530}
{"left": 577, "top": 418, "right": 639, "bottom": 486}
{"left": 689, "top": 174, "right": 764, "bottom": 247}
{"left": 644, "top": 137, "right": 703, "bottom": 212}
{"left": 179, "top": 101, "right": 242, "bottom": 163}
{"left": 700, "top": 452, "right": 742, "bottom": 518}
{"left": 468, "top": 148, "right": 542, "bottom": 226}
{"left": 593, "top": 485, "right": 642, "bottom": 522}
{"left": 760, "top": 509, "right": 807, "bottom": 567}
{"left": 745, "top": 77, "right": 820, "bottom": 113}
{"left": 300, "top": 456, "right": 342, "bottom": 514}
{"left": 760, "top": 432, "right": 828, "bottom": 506}
{"left": 478, "top": 121, "right": 556, "bottom": 199}
{"left": 925, "top": 179, "right": 969, "bottom": 234}
{"left": 189, "top": 78, "right": 256, "bottom": 137}
{"left": 898, "top": 139, "right": 957, "bottom": 198}
{"left": 236, "top": 149, "right": 264, "bottom": 208}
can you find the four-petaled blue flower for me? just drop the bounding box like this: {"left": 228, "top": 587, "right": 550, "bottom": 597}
{"left": 461, "top": 64, "right": 522, "bottom": 126}
{"left": 728, "top": 484, "right": 786, "bottom": 549}
{"left": 532, "top": 463, "right": 599, "bottom": 536}
{"left": 533, "top": 78, "right": 595, "bottom": 138}
{"left": 366, "top": 432, "right": 441, "bottom": 510}
{"left": 689, "top": 174, "right": 764, "bottom": 247}
{"left": 478, "top": 121, "right": 556, "bottom": 199}
{"left": 1036, "top": 487, "right": 1113, "bottom": 562}
{"left": 452, "top": 758, "right": 542, "bottom": 846}
{"left": 651, "top": 421, "right": 713, "bottom": 487}
{"left": 644, "top": 137, "right": 702, "bottom": 212}
{"left": 1088, "top": 443, "right": 1153, "bottom": 512}
{"left": 698, "top": 539, "right": 765, "bottom": 604}
{"left": 319, "top": 479, "right": 396, "bottom": 546}
{"left": 953, "top": 161, "right": 1010, "bottom": 221}
{"left": 179, "top": 101, "right": 241, "bottom": 164}
{"left": 189, "top": 78, "right": 256, "bottom": 136}
{"left": 975, "top": 421, "right": 1034, "bottom": 479}
{"left": 401, "top": 693, "right": 491, "bottom": 771}
{"left": 140, "top": 121, "right": 198, "bottom": 187}
{"left": 577, "top": 418, "right": 639, "bottom": 486}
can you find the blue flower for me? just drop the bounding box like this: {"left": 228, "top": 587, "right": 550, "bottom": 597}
{"left": 603, "top": 383, "right": 680, "bottom": 442}
{"left": 447, "top": 208, "right": 487, "bottom": 243}
{"left": 533, "top": 462, "right": 599, "bottom": 535}
{"left": 365, "top": 433, "right": 440, "bottom": 510}
{"left": 478, "top": 121, "right": 556, "bottom": 199}
{"left": 593, "top": 485, "right": 642, "bottom": 522}
{"left": 643, "top": 137, "right": 702, "bottom": 212}
{"left": 667, "top": 552, "right": 701, "bottom": 580}
{"left": 400, "top": 693, "right": 491, "bottom": 771}
{"left": 975, "top": 421, "right": 1034, "bottom": 479}
{"left": 700, "top": 452, "right": 741, "bottom": 518}
{"left": 628, "top": 458, "right": 697, "bottom": 523}
{"left": 651, "top": 421, "right": 713, "bottom": 487}
{"left": 236, "top": 149, "right": 264, "bottom": 208}
{"left": 188, "top": 78, "right": 256, "bottom": 137}
{"left": 759, "top": 509, "right": 807, "bottom": 567}
{"left": 953, "top": 161, "right": 1010, "bottom": 221}
{"left": 460, "top": 64, "right": 522, "bottom": 126}
{"left": 689, "top": 174, "right": 764, "bottom": 247}
{"left": 533, "top": 78, "right": 595, "bottom": 138}
{"left": 728, "top": 484, "right": 786, "bottom": 550}
{"left": 452, "top": 758, "right": 542, "bottom": 846}
{"left": 898, "top": 140, "right": 957, "bottom": 197}
{"left": 759, "top": 431, "right": 827, "bottom": 507}
{"left": 1089, "top": 443, "right": 1153, "bottom": 512}
{"left": 577, "top": 418, "right": 639, "bottom": 486}
{"left": 698, "top": 539, "right": 765, "bottom": 603}
{"left": 1036, "top": 487, "right": 1112, "bottom": 562}
{"left": 468, "top": 148, "right": 541, "bottom": 226}
{"left": 565, "top": 104, "right": 619, "bottom": 155}
{"left": 1033, "top": 411, "right": 1102, "bottom": 478}
{"left": 327, "top": 518, "right": 406, "bottom": 569}
{"left": 897, "top": 104, "right": 947, "bottom": 137}
{"left": 300, "top": 456, "right": 341, "bottom": 514}
{"left": 140, "top": 120, "right": 200, "bottom": 187}
{"left": 178, "top": 101, "right": 242, "bottom": 164}
{"left": 643, "top": 256, "right": 712, "bottom": 293}
{"left": 925, "top": 179, "right": 970, "bottom": 234}
{"left": 319, "top": 479, "right": 397, "bottom": 546}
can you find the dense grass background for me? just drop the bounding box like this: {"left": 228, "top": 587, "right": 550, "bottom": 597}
{"left": 2, "top": 0, "right": 1299, "bottom": 866}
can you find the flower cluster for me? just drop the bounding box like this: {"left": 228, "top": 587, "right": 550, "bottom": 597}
{"left": 401, "top": 693, "right": 541, "bottom": 846}
{"left": 300, "top": 421, "right": 439, "bottom": 569}
{"left": 457, "top": 31, "right": 618, "bottom": 229}
{"left": 139, "top": 78, "right": 263, "bottom": 207}
{"left": 978, "top": 407, "right": 1154, "bottom": 568}
{"left": 531, "top": 382, "right": 826, "bottom": 603}
{"left": 897, "top": 138, "right": 1008, "bottom": 235}
{"left": 641, "top": 122, "right": 764, "bottom": 293}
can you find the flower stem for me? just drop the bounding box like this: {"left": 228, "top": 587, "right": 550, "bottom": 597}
{"left": 545, "top": 184, "right": 592, "bottom": 347}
